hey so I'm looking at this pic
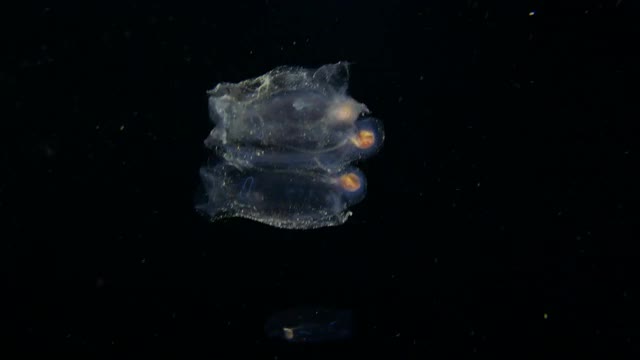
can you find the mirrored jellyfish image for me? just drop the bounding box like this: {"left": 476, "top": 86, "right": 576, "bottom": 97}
{"left": 195, "top": 62, "right": 384, "bottom": 229}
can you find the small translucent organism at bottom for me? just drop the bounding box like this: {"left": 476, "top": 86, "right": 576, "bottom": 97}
{"left": 264, "top": 306, "right": 353, "bottom": 343}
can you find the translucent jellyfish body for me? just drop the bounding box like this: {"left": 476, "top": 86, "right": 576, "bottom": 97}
{"left": 205, "top": 62, "right": 384, "bottom": 171}
{"left": 196, "top": 163, "right": 367, "bottom": 229}
{"left": 196, "top": 62, "right": 384, "bottom": 229}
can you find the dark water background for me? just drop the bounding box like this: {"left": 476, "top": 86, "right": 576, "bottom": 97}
{"left": 4, "top": 0, "right": 639, "bottom": 357}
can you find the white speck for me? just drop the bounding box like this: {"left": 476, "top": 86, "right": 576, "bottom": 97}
{"left": 119, "top": 125, "right": 125, "bottom": 131}
{"left": 528, "top": 11, "right": 536, "bottom": 16}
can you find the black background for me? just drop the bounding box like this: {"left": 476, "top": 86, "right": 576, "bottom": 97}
{"left": 4, "top": 0, "right": 639, "bottom": 357}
